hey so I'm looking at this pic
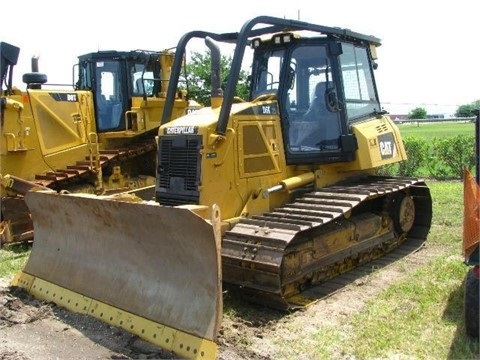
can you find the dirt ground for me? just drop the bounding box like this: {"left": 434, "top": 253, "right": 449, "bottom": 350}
{"left": 0, "top": 241, "right": 447, "bottom": 360}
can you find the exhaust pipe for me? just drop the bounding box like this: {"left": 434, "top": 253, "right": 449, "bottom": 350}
{"left": 205, "top": 36, "right": 223, "bottom": 108}
{"left": 31, "top": 55, "right": 39, "bottom": 73}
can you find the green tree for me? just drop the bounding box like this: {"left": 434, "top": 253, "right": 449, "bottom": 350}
{"left": 407, "top": 107, "right": 427, "bottom": 119}
{"left": 455, "top": 100, "right": 480, "bottom": 117}
{"left": 184, "top": 51, "right": 249, "bottom": 106}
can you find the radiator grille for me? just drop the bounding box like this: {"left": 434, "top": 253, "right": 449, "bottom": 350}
{"left": 156, "top": 135, "right": 201, "bottom": 205}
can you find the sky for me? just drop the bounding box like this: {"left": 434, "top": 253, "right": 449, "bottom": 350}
{"left": 2, "top": 0, "right": 478, "bottom": 116}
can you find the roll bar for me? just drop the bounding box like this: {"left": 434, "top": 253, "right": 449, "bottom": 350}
{"left": 160, "top": 15, "right": 381, "bottom": 135}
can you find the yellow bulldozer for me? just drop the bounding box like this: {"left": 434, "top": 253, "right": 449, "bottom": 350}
{"left": 11, "top": 16, "right": 433, "bottom": 359}
{"left": 0, "top": 42, "right": 197, "bottom": 245}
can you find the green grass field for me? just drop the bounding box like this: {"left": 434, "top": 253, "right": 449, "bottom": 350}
{"left": 398, "top": 121, "right": 475, "bottom": 140}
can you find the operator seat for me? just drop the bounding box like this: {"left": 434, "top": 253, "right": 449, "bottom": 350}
{"left": 290, "top": 82, "right": 340, "bottom": 149}
{"left": 302, "top": 82, "right": 330, "bottom": 122}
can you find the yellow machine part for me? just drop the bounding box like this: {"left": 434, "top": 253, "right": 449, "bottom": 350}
{"left": 11, "top": 190, "right": 222, "bottom": 359}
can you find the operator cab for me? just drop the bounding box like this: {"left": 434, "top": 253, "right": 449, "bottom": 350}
{"left": 249, "top": 32, "right": 382, "bottom": 165}
{"left": 75, "top": 50, "right": 162, "bottom": 132}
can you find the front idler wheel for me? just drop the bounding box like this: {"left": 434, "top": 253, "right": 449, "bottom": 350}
{"left": 392, "top": 192, "right": 415, "bottom": 235}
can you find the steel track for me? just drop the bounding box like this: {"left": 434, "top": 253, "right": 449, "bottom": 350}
{"left": 222, "top": 176, "right": 432, "bottom": 310}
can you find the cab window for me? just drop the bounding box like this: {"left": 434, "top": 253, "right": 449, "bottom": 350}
{"left": 339, "top": 44, "right": 380, "bottom": 121}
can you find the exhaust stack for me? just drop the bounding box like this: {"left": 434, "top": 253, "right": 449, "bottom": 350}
{"left": 205, "top": 37, "right": 223, "bottom": 108}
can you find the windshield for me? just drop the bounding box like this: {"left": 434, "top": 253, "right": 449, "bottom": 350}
{"left": 339, "top": 43, "right": 380, "bottom": 121}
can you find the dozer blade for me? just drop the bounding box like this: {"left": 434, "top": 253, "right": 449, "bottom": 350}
{"left": 11, "top": 190, "right": 222, "bottom": 359}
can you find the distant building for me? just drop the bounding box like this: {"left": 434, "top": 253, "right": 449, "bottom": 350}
{"left": 389, "top": 113, "right": 447, "bottom": 124}
{"left": 426, "top": 114, "right": 445, "bottom": 119}
{"left": 389, "top": 114, "right": 408, "bottom": 123}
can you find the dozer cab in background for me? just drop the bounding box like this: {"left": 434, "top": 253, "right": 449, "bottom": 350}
{"left": 12, "top": 16, "right": 433, "bottom": 359}
{"left": 0, "top": 41, "right": 196, "bottom": 245}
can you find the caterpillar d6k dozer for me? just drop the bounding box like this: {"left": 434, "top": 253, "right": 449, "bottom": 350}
{"left": 12, "top": 16, "right": 432, "bottom": 358}
{"left": 0, "top": 42, "right": 197, "bottom": 246}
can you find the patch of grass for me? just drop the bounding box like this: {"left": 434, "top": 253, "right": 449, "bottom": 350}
{"left": 0, "top": 243, "right": 30, "bottom": 277}
{"left": 399, "top": 122, "right": 475, "bottom": 140}
{"left": 344, "top": 256, "right": 477, "bottom": 359}
{"left": 426, "top": 180, "right": 464, "bottom": 247}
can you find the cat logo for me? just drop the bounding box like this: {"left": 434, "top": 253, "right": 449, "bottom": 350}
{"left": 164, "top": 126, "right": 198, "bottom": 135}
{"left": 378, "top": 133, "right": 396, "bottom": 159}
{"left": 380, "top": 141, "right": 393, "bottom": 156}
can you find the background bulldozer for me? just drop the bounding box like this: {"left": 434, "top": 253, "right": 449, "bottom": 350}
{"left": 13, "top": 16, "right": 433, "bottom": 359}
{"left": 0, "top": 41, "right": 197, "bottom": 245}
